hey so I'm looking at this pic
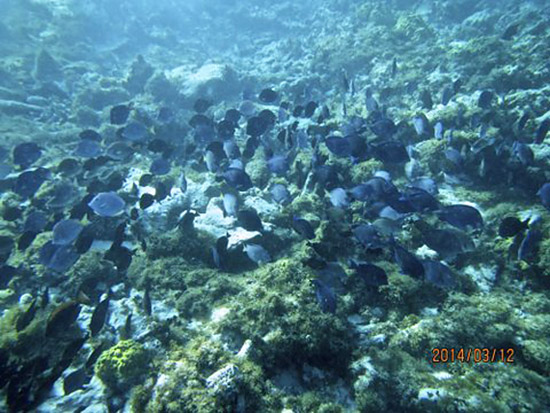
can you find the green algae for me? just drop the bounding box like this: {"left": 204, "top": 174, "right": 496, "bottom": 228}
{"left": 95, "top": 340, "right": 150, "bottom": 390}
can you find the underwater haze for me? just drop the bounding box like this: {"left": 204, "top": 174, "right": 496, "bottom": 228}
{"left": 1, "top": 0, "right": 550, "bottom": 411}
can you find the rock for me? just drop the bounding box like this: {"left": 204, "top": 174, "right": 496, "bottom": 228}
{"left": 34, "top": 50, "right": 63, "bottom": 82}
{"left": 167, "top": 63, "right": 240, "bottom": 102}
{"left": 418, "top": 388, "right": 447, "bottom": 404}
{"left": 37, "top": 376, "right": 107, "bottom": 413}
{"left": 194, "top": 200, "right": 261, "bottom": 247}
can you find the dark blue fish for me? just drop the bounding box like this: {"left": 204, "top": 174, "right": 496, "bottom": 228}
{"left": 400, "top": 187, "right": 440, "bottom": 212}
{"left": 122, "top": 122, "right": 148, "bottom": 142}
{"left": 110, "top": 104, "right": 131, "bottom": 125}
{"left": 39, "top": 241, "right": 79, "bottom": 272}
{"left": 88, "top": 192, "right": 125, "bottom": 217}
{"left": 237, "top": 209, "right": 263, "bottom": 232}
{"left": 478, "top": 90, "right": 493, "bottom": 109}
{"left": 74, "top": 140, "right": 101, "bottom": 158}
{"left": 353, "top": 224, "right": 384, "bottom": 250}
{"left": 304, "top": 101, "right": 318, "bottom": 118}
{"left": 409, "top": 177, "right": 438, "bottom": 196}
{"left": 267, "top": 155, "right": 289, "bottom": 176}
{"left": 438, "top": 204, "right": 483, "bottom": 230}
{"left": 225, "top": 109, "right": 241, "bottom": 124}
{"left": 292, "top": 217, "right": 315, "bottom": 240}
{"left": 499, "top": 217, "right": 528, "bottom": 238}
{"left": 518, "top": 229, "right": 542, "bottom": 263}
{"left": 422, "top": 260, "right": 456, "bottom": 289}
{"left": 24, "top": 211, "right": 48, "bottom": 233}
{"left": 312, "top": 279, "right": 336, "bottom": 314}
{"left": 222, "top": 168, "right": 253, "bottom": 191}
{"left": 329, "top": 188, "right": 349, "bottom": 208}
{"left": 259, "top": 88, "right": 278, "bottom": 103}
{"left": 244, "top": 243, "right": 271, "bottom": 264}
{"left": 13, "top": 142, "right": 42, "bottom": 169}
{"left": 512, "top": 141, "right": 534, "bottom": 166}
{"left": 106, "top": 142, "right": 133, "bottom": 161}
{"left": 222, "top": 140, "right": 241, "bottom": 160}
{"left": 391, "top": 239, "right": 424, "bottom": 278}
{"left": 52, "top": 219, "right": 83, "bottom": 246}
{"left": 222, "top": 193, "right": 238, "bottom": 216}
{"left": 325, "top": 136, "right": 351, "bottom": 157}
{"left": 157, "top": 107, "right": 174, "bottom": 123}
{"left": 193, "top": 98, "right": 212, "bottom": 113}
{"left": 420, "top": 226, "right": 474, "bottom": 259}
{"left": 441, "top": 86, "right": 453, "bottom": 105}
{"left": 217, "top": 119, "right": 236, "bottom": 139}
{"left": 150, "top": 158, "right": 171, "bottom": 175}
{"left": 535, "top": 118, "right": 550, "bottom": 144}
{"left": 79, "top": 129, "right": 102, "bottom": 142}
{"left": 367, "top": 111, "right": 396, "bottom": 139}
{"left": 444, "top": 148, "right": 464, "bottom": 166}
{"left": 270, "top": 184, "right": 291, "bottom": 205}
{"left": 14, "top": 168, "right": 50, "bottom": 198}
{"left": 246, "top": 116, "right": 269, "bottom": 137}
{"left": 350, "top": 260, "right": 388, "bottom": 287}
{"left": 537, "top": 183, "right": 550, "bottom": 210}
{"left": 373, "top": 141, "right": 409, "bottom": 163}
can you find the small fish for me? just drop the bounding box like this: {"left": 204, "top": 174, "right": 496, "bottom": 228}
{"left": 90, "top": 293, "right": 110, "bottom": 337}
{"left": 537, "top": 183, "right": 550, "bottom": 210}
{"left": 143, "top": 287, "right": 152, "bottom": 316}
{"left": 391, "top": 57, "right": 397, "bottom": 77}
{"left": 434, "top": 121, "right": 444, "bottom": 140}
{"left": 441, "top": 86, "right": 453, "bottom": 105}
{"left": 501, "top": 23, "right": 520, "bottom": 40}
{"left": 85, "top": 343, "right": 105, "bottom": 369}
{"left": 16, "top": 298, "right": 38, "bottom": 332}
{"left": 45, "top": 301, "right": 81, "bottom": 337}
{"left": 121, "top": 313, "right": 133, "bottom": 339}
{"left": 535, "top": 119, "right": 550, "bottom": 144}
{"left": 419, "top": 89, "right": 432, "bottom": 110}
{"left": 517, "top": 112, "right": 529, "bottom": 131}
{"left": 139, "top": 193, "right": 155, "bottom": 210}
